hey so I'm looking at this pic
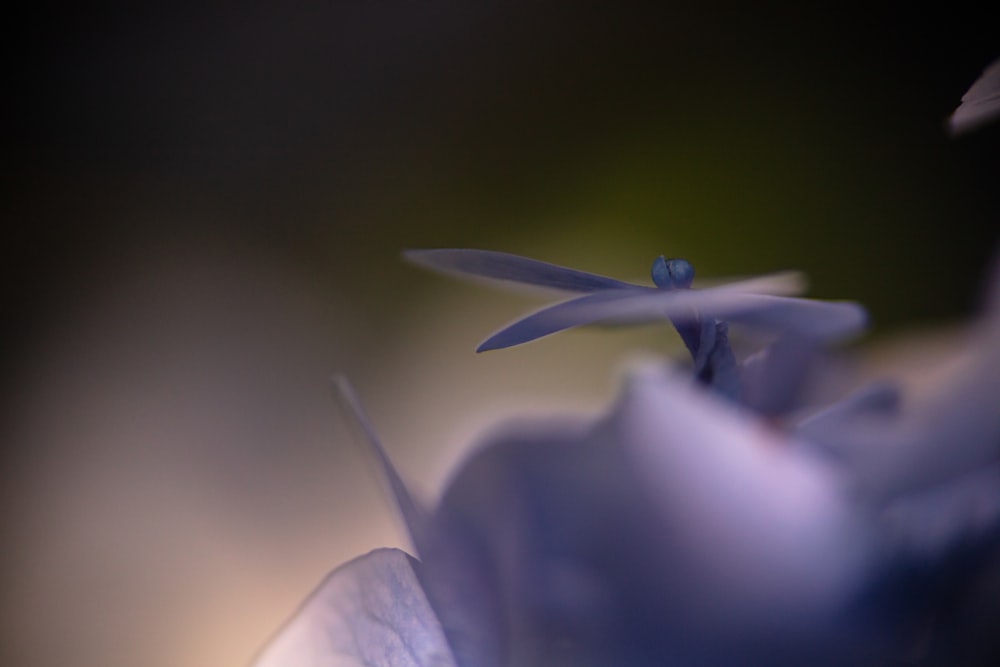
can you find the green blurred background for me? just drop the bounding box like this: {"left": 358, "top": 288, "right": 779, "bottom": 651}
{"left": 3, "top": 3, "right": 998, "bottom": 666}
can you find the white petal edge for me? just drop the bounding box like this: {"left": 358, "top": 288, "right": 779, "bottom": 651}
{"left": 949, "top": 57, "right": 1000, "bottom": 135}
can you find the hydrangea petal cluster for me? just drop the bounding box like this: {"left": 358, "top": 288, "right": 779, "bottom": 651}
{"left": 254, "top": 247, "right": 1000, "bottom": 666}
{"left": 255, "top": 65, "right": 1000, "bottom": 666}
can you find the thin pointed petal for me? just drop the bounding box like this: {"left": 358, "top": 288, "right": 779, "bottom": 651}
{"left": 333, "top": 377, "right": 505, "bottom": 667}
{"left": 477, "top": 289, "right": 649, "bottom": 351}
{"left": 477, "top": 280, "right": 863, "bottom": 351}
{"left": 403, "top": 248, "right": 639, "bottom": 292}
{"left": 332, "top": 376, "right": 427, "bottom": 553}
{"left": 253, "top": 548, "right": 458, "bottom": 667}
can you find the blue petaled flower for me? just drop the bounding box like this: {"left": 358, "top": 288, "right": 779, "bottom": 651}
{"left": 254, "top": 64, "right": 1000, "bottom": 667}
{"left": 402, "top": 249, "right": 863, "bottom": 408}
{"left": 254, "top": 245, "right": 1000, "bottom": 666}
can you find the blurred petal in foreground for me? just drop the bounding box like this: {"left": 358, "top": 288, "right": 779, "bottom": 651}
{"left": 949, "top": 57, "right": 1000, "bottom": 135}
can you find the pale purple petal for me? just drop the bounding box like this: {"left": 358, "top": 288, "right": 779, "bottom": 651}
{"left": 433, "top": 368, "right": 883, "bottom": 662}
{"left": 333, "top": 377, "right": 505, "bottom": 667}
{"left": 805, "top": 302, "right": 1000, "bottom": 502}
{"left": 718, "top": 294, "right": 867, "bottom": 339}
{"left": 253, "top": 548, "right": 457, "bottom": 667}
{"left": 739, "top": 335, "right": 822, "bottom": 415}
{"left": 882, "top": 463, "right": 1000, "bottom": 561}
{"left": 433, "top": 416, "right": 628, "bottom": 663}
{"left": 792, "top": 254, "right": 1000, "bottom": 565}
{"left": 333, "top": 377, "right": 427, "bottom": 548}
{"left": 796, "top": 382, "right": 901, "bottom": 435}
{"left": 618, "top": 366, "right": 873, "bottom": 627}
{"left": 478, "top": 282, "right": 861, "bottom": 351}
{"left": 949, "top": 57, "right": 1000, "bottom": 135}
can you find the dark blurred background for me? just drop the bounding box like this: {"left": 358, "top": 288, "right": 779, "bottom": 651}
{"left": 2, "top": 3, "right": 998, "bottom": 666}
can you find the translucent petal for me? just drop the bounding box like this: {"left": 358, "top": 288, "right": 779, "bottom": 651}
{"left": 333, "top": 376, "right": 427, "bottom": 548}
{"left": 403, "top": 248, "right": 638, "bottom": 293}
{"left": 333, "top": 377, "right": 504, "bottom": 667}
{"left": 477, "top": 278, "right": 861, "bottom": 351}
{"left": 949, "top": 57, "right": 1000, "bottom": 135}
{"left": 253, "top": 548, "right": 458, "bottom": 667}
{"left": 718, "top": 294, "right": 866, "bottom": 338}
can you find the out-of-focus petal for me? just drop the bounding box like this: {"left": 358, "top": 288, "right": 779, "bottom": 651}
{"left": 283, "top": 252, "right": 1000, "bottom": 665}
{"left": 433, "top": 416, "right": 630, "bottom": 665}
{"left": 253, "top": 548, "right": 457, "bottom": 667}
{"left": 882, "top": 464, "right": 1000, "bottom": 561}
{"left": 804, "top": 284, "right": 1000, "bottom": 503}
{"left": 720, "top": 294, "right": 867, "bottom": 339}
{"left": 618, "top": 366, "right": 874, "bottom": 628}
{"left": 692, "top": 319, "right": 742, "bottom": 400}
{"left": 949, "top": 58, "right": 1000, "bottom": 135}
{"left": 740, "top": 335, "right": 823, "bottom": 415}
{"left": 433, "top": 366, "right": 883, "bottom": 663}
{"left": 794, "top": 381, "right": 902, "bottom": 455}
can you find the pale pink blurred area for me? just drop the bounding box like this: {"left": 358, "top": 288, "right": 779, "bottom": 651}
{"left": 1, "top": 234, "right": 399, "bottom": 667}
{"left": 0, "top": 228, "right": 640, "bottom": 667}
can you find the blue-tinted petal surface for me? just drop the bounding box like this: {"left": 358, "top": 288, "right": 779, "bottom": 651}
{"left": 739, "top": 335, "right": 822, "bottom": 415}
{"left": 432, "top": 366, "right": 885, "bottom": 663}
{"left": 618, "top": 366, "right": 874, "bottom": 627}
{"left": 253, "top": 548, "right": 457, "bottom": 667}
{"left": 800, "top": 288, "right": 1000, "bottom": 503}
{"left": 333, "top": 377, "right": 505, "bottom": 667}
{"left": 478, "top": 278, "right": 860, "bottom": 351}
